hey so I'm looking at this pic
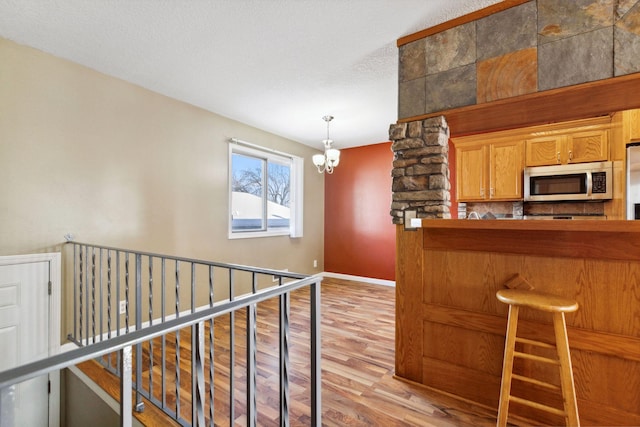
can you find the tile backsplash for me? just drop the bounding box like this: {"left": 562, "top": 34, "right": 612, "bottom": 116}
{"left": 524, "top": 201, "right": 605, "bottom": 216}
{"left": 461, "top": 202, "right": 523, "bottom": 219}
{"left": 461, "top": 201, "right": 605, "bottom": 219}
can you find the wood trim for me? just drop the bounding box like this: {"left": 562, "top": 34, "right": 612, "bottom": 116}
{"left": 424, "top": 228, "right": 640, "bottom": 261}
{"left": 397, "top": 0, "right": 530, "bottom": 47}
{"left": 451, "top": 115, "right": 612, "bottom": 147}
{"left": 399, "top": 73, "right": 640, "bottom": 137}
{"left": 422, "top": 303, "right": 640, "bottom": 362}
{"left": 395, "top": 225, "right": 424, "bottom": 382}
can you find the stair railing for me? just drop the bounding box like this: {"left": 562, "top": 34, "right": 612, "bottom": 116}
{"left": 0, "top": 242, "right": 322, "bottom": 427}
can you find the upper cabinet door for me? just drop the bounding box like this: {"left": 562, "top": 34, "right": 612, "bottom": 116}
{"left": 525, "top": 136, "right": 562, "bottom": 166}
{"left": 456, "top": 144, "right": 487, "bottom": 201}
{"left": 566, "top": 129, "right": 609, "bottom": 164}
{"left": 490, "top": 140, "right": 524, "bottom": 200}
{"left": 628, "top": 109, "right": 640, "bottom": 141}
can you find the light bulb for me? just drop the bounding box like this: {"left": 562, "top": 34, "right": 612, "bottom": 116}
{"left": 312, "top": 153, "right": 326, "bottom": 167}
{"left": 326, "top": 148, "right": 340, "bottom": 163}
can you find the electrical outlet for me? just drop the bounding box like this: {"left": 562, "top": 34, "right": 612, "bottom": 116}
{"left": 119, "top": 300, "right": 127, "bottom": 314}
{"left": 313, "top": 259, "right": 318, "bottom": 268}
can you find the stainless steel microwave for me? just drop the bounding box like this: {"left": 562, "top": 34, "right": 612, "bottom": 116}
{"left": 524, "top": 161, "right": 613, "bottom": 202}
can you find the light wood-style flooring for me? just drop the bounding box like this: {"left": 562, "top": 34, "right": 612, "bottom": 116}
{"left": 81, "top": 278, "right": 503, "bottom": 426}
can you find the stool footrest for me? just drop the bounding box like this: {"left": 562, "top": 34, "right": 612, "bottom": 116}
{"left": 512, "top": 374, "right": 561, "bottom": 391}
{"left": 509, "top": 395, "right": 567, "bottom": 417}
{"left": 515, "top": 337, "right": 555, "bottom": 349}
{"left": 514, "top": 351, "right": 560, "bottom": 365}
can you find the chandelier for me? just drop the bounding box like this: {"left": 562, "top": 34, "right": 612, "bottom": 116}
{"left": 312, "top": 115, "right": 341, "bottom": 174}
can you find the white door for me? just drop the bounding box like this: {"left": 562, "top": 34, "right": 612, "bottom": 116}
{"left": 0, "top": 260, "right": 50, "bottom": 426}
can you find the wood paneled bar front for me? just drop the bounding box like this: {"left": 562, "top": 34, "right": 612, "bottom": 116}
{"left": 395, "top": 219, "right": 640, "bottom": 426}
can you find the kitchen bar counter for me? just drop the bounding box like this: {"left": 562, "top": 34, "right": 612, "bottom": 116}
{"left": 420, "top": 218, "right": 640, "bottom": 232}
{"left": 395, "top": 220, "right": 640, "bottom": 426}
{"left": 418, "top": 219, "right": 640, "bottom": 262}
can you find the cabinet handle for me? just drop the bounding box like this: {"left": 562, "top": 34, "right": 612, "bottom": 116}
{"left": 490, "top": 187, "right": 495, "bottom": 197}
{"left": 568, "top": 150, "right": 573, "bottom": 162}
{"left": 557, "top": 151, "right": 560, "bottom": 163}
{"left": 481, "top": 188, "right": 485, "bottom": 197}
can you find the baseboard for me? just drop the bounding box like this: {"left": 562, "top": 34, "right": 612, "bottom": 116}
{"left": 318, "top": 272, "right": 395, "bottom": 287}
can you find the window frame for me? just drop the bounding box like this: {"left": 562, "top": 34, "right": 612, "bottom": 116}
{"left": 228, "top": 142, "right": 303, "bottom": 239}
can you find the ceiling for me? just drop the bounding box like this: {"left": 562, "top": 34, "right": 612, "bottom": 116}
{"left": 0, "top": 0, "right": 501, "bottom": 149}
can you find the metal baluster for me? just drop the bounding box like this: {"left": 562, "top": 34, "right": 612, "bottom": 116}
{"left": 99, "top": 248, "right": 103, "bottom": 342}
{"left": 73, "top": 244, "right": 78, "bottom": 343}
{"left": 91, "top": 248, "right": 96, "bottom": 344}
{"left": 189, "top": 262, "right": 201, "bottom": 424}
{"left": 84, "top": 245, "right": 89, "bottom": 345}
{"left": 191, "top": 263, "right": 196, "bottom": 314}
{"left": 148, "top": 256, "right": 154, "bottom": 401}
{"left": 120, "top": 345, "right": 133, "bottom": 427}
{"left": 125, "top": 253, "right": 130, "bottom": 334}
{"left": 79, "top": 246, "right": 84, "bottom": 345}
{"left": 246, "top": 272, "right": 258, "bottom": 427}
{"left": 310, "top": 279, "right": 322, "bottom": 427}
{"left": 116, "top": 250, "right": 121, "bottom": 374}
{"left": 192, "top": 322, "right": 205, "bottom": 426}
{"left": 229, "top": 269, "right": 235, "bottom": 427}
{"left": 161, "top": 258, "right": 167, "bottom": 410}
{"left": 135, "top": 254, "right": 144, "bottom": 412}
{"left": 175, "top": 260, "right": 181, "bottom": 420}
{"left": 107, "top": 251, "right": 112, "bottom": 340}
{"left": 208, "top": 265, "right": 215, "bottom": 425}
{"left": 106, "top": 250, "right": 112, "bottom": 371}
{"left": 279, "top": 291, "right": 290, "bottom": 427}
{"left": 116, "top": 250, "right": 121, "bottom": 337}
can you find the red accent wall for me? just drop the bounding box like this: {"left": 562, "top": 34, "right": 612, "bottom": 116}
{"left": 324, "top": 142, "right": 395, "bottom": 281}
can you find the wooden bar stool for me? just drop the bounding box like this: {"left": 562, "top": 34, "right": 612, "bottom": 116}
{"left": 496, "top": 289, "right": 580, "bottom": 427}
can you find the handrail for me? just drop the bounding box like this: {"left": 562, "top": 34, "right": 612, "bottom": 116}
{"left": 65, "top": 241, "right": 309, "bottom": 280}
{"left": 0, "top": 275, "right": 318, "bottom": 389}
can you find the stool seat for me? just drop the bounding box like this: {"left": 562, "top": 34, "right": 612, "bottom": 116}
{"left": 496, "top": 289, "right": 580, "bottom": 427}
{"left": 496, "top": 289, "right": 579, "bottom": 313}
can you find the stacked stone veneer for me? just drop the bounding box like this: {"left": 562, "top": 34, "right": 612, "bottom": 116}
{"left": 398, "top": 0, "right": 640, "bottom": 119}
{"left": 389, "top": 116, "right": 450, "bottom": 224}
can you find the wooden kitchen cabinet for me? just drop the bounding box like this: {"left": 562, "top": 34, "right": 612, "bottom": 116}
{"left": 567, "top": 128, "right": 609, "bottom": 163}
{"left": 628, "top": 109, "right": 640, "bottom": 141}
{"left": 525, "top": 118, "right": 609, "bottom": 166}
{"left": 456, "top": 144, "right": 487, "bottom": 201}
{"left": 490, "top": 140, "right": 524, "bottom": 200}
{"left": 454, "top": 116, "right": 610, "bottom": 202}
{"left": 525, "top": 135, "right": 563, "bottom": 166}
{"left": 455, "top": 138, "right": 524, "bottom": 202}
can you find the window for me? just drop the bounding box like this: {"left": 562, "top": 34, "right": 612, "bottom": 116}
{"left": 229, "top": 142, "right": 303, "bottom": 239}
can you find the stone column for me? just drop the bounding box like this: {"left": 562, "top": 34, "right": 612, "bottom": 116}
{"left": 389, "top": 116, "right": 450, "bottom": 224}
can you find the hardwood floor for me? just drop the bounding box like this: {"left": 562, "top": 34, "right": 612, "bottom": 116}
{"left": 80, "top": 278, "right": 504, "bottom": 426}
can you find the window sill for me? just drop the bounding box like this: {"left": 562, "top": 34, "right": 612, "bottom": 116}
{"left": 228, "top": 230, "right": 291, "bottom": 240}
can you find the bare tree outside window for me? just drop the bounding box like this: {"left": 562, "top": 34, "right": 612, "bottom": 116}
{"left": 232, "top": 163, "right": 290, "bottom": 206}
{"left": 231, "top": 152, "right": 291, "bottom": 232}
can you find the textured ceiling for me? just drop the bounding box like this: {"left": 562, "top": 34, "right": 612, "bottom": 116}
{"left": 0, "top": 0, "right": 501, "bottom": 148}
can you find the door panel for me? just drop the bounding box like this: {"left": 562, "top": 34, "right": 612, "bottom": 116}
{"left": 491, "top": 140, "right": 524, "bottom": 200}
{"left": 525, "top": 136, "right": 561, "bottom": 166}
{"left": 0, "top": 261, "right": 50, "bottom": 427}
{"left": 456, "top": 145, "right": 486, "bottom": 201}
